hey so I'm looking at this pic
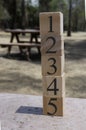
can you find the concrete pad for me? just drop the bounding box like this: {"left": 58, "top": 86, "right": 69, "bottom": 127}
{"left": 0, "top": 93, "right": 86, "bottom": 130}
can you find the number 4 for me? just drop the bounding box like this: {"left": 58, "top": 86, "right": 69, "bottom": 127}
{"left": 47, "top": 78, "right": 59, "bottom": 95}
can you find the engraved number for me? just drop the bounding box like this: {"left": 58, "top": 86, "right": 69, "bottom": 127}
{"left": 48, "top": 16, "right": 53, "bottom": 32}
{"left": 47, "top": 98, "right": 57, "bottom": 115}
{"left": 46, "top": 36, "right": 56, "bottom": 53}
{"left": 47, "top": 78, "right": 59, "bottom": 95}
{"left": 47, "top": 58, "right": 57, "bottom": 75}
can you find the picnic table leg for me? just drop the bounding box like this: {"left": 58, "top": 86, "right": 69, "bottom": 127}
{"left": 33, "top": 34, "right": 41, "bottom": 54}
{"left": 25, "top": 47, "right": 31, "bottom": 61}
{"left": 7, "top": 33, "right": 24, "bottom": 55}
{"left": 36, "top": 35, "right": 40, "bottom": 54}
{"left": 15, "top": 33, "right": 24, "bottom": 54}
{"left": 7, "top": 33, "right": 14, "bottom": 55}
{"left": 30, "top": 33, "right": 38, "bottom": 43}
{"left": 15, "top": 33, "right": 20, "bottom": 42}
{"left": 37, "top": 46, "right": 41, "bottom": 54}
{"left": 7, "top": 33, "right": 21, "bottom": 54}
{"left": 30, "top": 33, "right": 40, "bottom": 54}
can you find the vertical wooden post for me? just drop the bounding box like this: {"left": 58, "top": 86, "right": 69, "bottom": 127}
{"left": 40, "top": 12, "right": 65, "bottom": 116}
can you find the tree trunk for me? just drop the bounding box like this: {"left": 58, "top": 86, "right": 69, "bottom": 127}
{"left": 21, "top": 0, "right": 26, "bottom": 29}
{"left": 39, "top": 0, "right": 51, "bottom": 12}
{"left": 67, "top": 0, "right": 72, "bottom": 36}
{"left": 12, "top": 0, "right": 17, "bottom": 29}
{"left": 21, "top": 0, "right": 27, "bottom": 35}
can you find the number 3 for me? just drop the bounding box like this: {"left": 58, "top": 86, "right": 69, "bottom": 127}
{"left": 47, "top": 58, "right": 57, "bottom": 75}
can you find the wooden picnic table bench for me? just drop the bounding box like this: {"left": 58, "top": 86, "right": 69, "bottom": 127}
{"left": 0, "top": 29, "right": 41, "bottom": 60}
{"left": 0, "top": 42, "right": 41, "bottom": 60}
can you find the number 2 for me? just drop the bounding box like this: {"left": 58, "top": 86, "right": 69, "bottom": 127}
{"left": 46, "top": 36, "right": 56, "bottom": 53}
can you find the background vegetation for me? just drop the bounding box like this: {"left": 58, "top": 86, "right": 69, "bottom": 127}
{"left": 0, "top": 0, "right": 86, "bottom": 35}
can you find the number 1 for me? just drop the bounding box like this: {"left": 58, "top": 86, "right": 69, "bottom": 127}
{"left": 48, "top": 16, "right": 53, "bottom": 32}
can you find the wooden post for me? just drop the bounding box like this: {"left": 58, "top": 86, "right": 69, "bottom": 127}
{"left": 40, "top": 12, "right": 65, "bottom": 116}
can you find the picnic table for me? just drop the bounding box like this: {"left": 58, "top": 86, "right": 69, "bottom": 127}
{"left": 0, "top": 29, "right": 41, "bottom": 60}
{"left": 5, "top": 29, "right": 40, "bottom": 43}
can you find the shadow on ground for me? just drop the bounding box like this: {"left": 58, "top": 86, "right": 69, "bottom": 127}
{"left": 66, "top": 75, "right": 86, "bottom": 98}
{"left": 0, "top": 39, "right": 86, "bottom": 61}
{"left": 0, "top": 71, "right": 42, "bottom": 94}
{"left": 16, "top": 106, "right": 43, "bottom": 115}
{"left": 0, "top": 52, "right": 41, "bottom": 63}
{"left": 65, "top": 40, "right": 86, "bottom": 60}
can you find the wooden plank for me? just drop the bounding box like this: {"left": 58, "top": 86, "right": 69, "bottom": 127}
{"left": 0, "top": 43, "right": 41, "bottom": 47}
{"left": 5, "top": 29, "right": 40, "bottom": 34}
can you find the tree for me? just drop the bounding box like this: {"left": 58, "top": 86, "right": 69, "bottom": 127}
{"left": 39, "top": 0, "right": 52, "bottom": 12}
{"left": 67, "top": 0, "right": 72, "bottom": 36}
{"left": 0, "top": 0, "right": 10, "bottom": 20}
{"left": 2, "top": 0, "right": 17, "bottom": 28}
{"left": 0, "top": 0, "right": 85, "bottom": 31}
{"left": 27, "top": 5, "right": 39, "bottom": 28}
{"left": 49, "top": 0, "right": 68, "bottom": 31}
{"left": 39, "top": 0, "right": 68, "bottom": 31}
{"left": 72, "top": 0, "right": 85, "bottom": 31}
{"left": 21, "top": 0, "right": 26, "bottom": 29}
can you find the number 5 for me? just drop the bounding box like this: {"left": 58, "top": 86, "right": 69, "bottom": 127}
{"left": 47, "top": 98, "right": 57, "bottom": 115}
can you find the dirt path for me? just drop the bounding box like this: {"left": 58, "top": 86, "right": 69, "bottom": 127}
{"left": 0, "top": 31, "right": 86, "bottom": 98}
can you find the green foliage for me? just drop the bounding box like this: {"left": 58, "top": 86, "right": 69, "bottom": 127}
{"left": 71, "top": 0, "right": 85, "bottom": 31}
{"left": 50, "top": 0, "right": 67, "bottom": 11}
{"left": 39, "top": 0, "right": 52, "bottom": 11}
{"left": 39, "top": 0, "right": 68, "bottom": 30}
{"left": 0, "top": 0, "right": 85, "bottom": 31}
{"left": 49, "top": 0, "right": 68, "bottom": 30}
{"left": 27, "top": 5, "right": 39, "bottom": 28}
{"left": 0, "top": 0, "right": 10, "bottom": 20}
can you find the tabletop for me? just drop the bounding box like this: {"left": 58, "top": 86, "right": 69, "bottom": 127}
{"left": 5, "top": 29, "right": 40, "bottom": 34}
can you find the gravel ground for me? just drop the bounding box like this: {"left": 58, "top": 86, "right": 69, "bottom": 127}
{"left": 0, "top": 31, "right": 86, "bottom": 98}
{"left": 0, "top": 93, "right": 86, "bottom": 130}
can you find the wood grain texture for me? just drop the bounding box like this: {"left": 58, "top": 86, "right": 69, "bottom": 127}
{"left": 42, "top": 55, "right": 64, "bottom": 76}
{"left": 41, "top": 33, "right": 64, "bottom": 56}
{"left": 43, "top": 74, "right": 65, "bottom": 97}
{"left": 40, "top": 12, "right": 63, "bottom": 36}
{"left": 43, "top": 96, "right": 64, "bottom": 116}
